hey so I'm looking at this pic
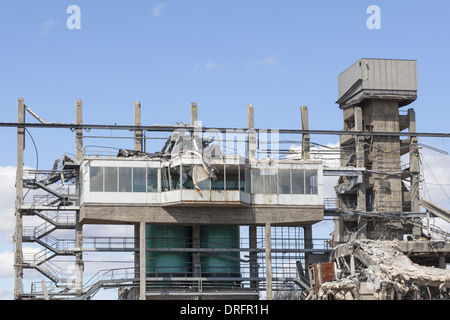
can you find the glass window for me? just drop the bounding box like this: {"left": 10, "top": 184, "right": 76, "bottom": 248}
{"left": 104, "top": 167, "right": 118, "bottom": 192}
{"left": 225, "top": 165, "right": 239, "bottom": 191}
{"left": 263, "top": 169, "right": 277, "bottom": 194}
{"left": 161, "top": 167, "right": 170, "bottom": 191}
{"left": 251, "top": 169, "right": 264, "bottom": 194}
{"left": 133, "top": 167, "right": 146, "bottom": 192}
{"left": 278, "top": 170, "right": 291, "bottom": 194}
{"left": 292, "top": 170, "right": 305, "bottom": 194}
{"left": 244, "top": 167, "right": 251, "bottom": 193}
{"left": 170, "top": 166, "right": 181, "bottom": 190}
{"left": 147, "top": 168, "right": 158, "bottom": 192}
{"left": 211, "top": 165, "right": 224, "bottom": 190}
{"left": 305, "top": 170, "right": 318, "bottom": 194}
{"left": 90, "top": 167, "right": 103, "bottom": 192}
{"left": 119, "top": 167, "right": 132, "bottom": 192}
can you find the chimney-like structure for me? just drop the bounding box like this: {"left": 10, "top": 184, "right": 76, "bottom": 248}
{"left": 335, "top": 58, "right": 420, "bottom": 241}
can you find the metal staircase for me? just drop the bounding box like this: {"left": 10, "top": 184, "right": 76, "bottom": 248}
{"left": 20, "top": 168, "right": 79, "bottom": 290}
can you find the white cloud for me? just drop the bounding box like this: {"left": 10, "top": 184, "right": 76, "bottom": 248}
{"left": 193, "top": 61, "right": 227, "bottom": 74}
{"left": 0, "top": 166, "right": 17, "bottom": 242}
{"left": 251, "top": 54, "right": 279, "bottom": 67}
{"left": 203, "top": 61, "right": 226, "bottom": 71}
{"left": 40, "top": 19, "right": 57, "bottom": 38}
{"left": 0, "top": 251, "right": 14, "bottom": 278}
{"left": 152, "top": 3, "right": 166, "bottom": 18}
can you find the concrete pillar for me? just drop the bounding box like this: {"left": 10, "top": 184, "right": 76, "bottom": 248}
{"left": 140, "top": 221, "right": 146, "bottom": 300}
{"left": 190, "top": 103, "right": 201, "bottom": 276}
{"left": 439, "top": 255, "right": 446, "bottom": 270}
{"left": 75, "top": 99, "right": 84, "bottom": 295}
{"left": 134, "top": 102, "right": 143, "bottom": 281}
{"left": 265, "top": 222, "right": 272, "bottom": 300}
{"left": 354, "top": 106, "right": 366, "bottom": 210}
{"left": 303, "top": 225, "right": 313, "bottom": 272}
{"left": 408, "top": 109, "right": 421, "bottom": 238}
{"left": 76, "top": 99, "right": 83, "bottom": 162}
{"left": 134, "top": 101, "right": 142, "bottom": 152}
{"left": 192, "top": 225, "right": 201, "bottom": 277}
{"left": 301, "top": 106, "right": 310, "bottom": 160}
{"left": 14, "top": 98, "right": 24, "bottom": 300}
{"left": 191, "top": 102, "right": 198, "bottom": 127}
{"left": 249, "top": 225, "right": 258, "bottom": 291}
{"left": 247, "top": 104, "right": 256, "bottom": 162}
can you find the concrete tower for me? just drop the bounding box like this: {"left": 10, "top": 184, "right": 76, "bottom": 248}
{"left": 334, "top": 58, "right": 420, "bottom": 242}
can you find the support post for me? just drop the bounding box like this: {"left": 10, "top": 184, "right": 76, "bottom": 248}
{"left": 140, "top": 221, "right": 146, "bottom": 300}
{"left": 75, "top": 99, "right": 84, "bottom": 295}
{"left": 249, "top": 225, "right": 258, "bottom": 291}
{"left": 408, "top": 109, "right": 421, "bottom": 237}
{"left": 192, "top": 225, "right": 201, "bottom": 277}
{"left": 247, "top": 104, "right": 256, "bottom": 162}
{"left": 265, "top": 222, "right": 272, "bottom": 300}
{"left": 191, "top": 102, "right": 200, "bottom": 149}
{"left": 14, "top": 98, "right": 24, "bottom": 300}
{"left": 354, "top": 106, "right": 367, "bottom": 238}
{"left": 301, "top": 106, "right": 310, "bottom": 160}
{"left": 134, "top": 101, "right": 143, "bottom": 152}
{"left": 134, "top": 102, "right": 143, "bottom": 282}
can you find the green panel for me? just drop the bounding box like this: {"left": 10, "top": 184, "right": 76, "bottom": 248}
{"left": 146, "top": 225, "right": 191, "bottom": 276}
{"left": 200, "top": 226, "right": 240, "bottom": 277}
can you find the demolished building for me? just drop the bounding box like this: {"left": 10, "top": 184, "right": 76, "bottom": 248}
{"left": 10, "top": 58, "right": 450, "bottom": 300}
{"left": 307, "top": 239, "right": 450, "bottom": 300}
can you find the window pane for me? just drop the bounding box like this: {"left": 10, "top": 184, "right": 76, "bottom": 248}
{"left": 90, "top": 167, "right": 103, "bottom": 192}
{"left": 239, "top": 166, "right": 245, "bottom": 191}
{"left": 278, "top": 170, "right": 291, "bottom": 194}
{"left": 211, "top": 165, "right": 224, "bottom": 190}
{"left": 133, "top": 167, "right": 146, "bottom": 192}
{"left": 104, "top": 167, "right": 117, "bottom": 192}
{"left": 119, "top": 167, "right": 132, "bottom": 192}
{"left": 170, "top": 166, "right": 181, "bottom": 190}
{"left": 292, "top": 170, "right": 305, "bottom": 194}
{"left": 263, "top": 169, "right": 277, "bottom": 194}
{"left": 225, "top": 165, "right": 239, "bottom": 191}
{"left": 244, "top": 167, "right": 251, "bottom": 193}
{"left": 251, "top": 169, "right": 264, "bottom": 194}
{"left": 147, "top": 168, "right": 158, "bottom": 192}
{"left": 305, "top": 170, "right": 318, "bottom": 194}
{"left": 161, "top": 167, "right": 170, "bottom": 191}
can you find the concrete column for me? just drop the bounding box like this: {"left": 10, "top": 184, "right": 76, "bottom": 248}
{"left": 408, "top": 109, "right": 421, "bottom": 238}
{"left": 134, "top": 101, "right": 143, "bottom": 152}
{"left": 265, "top": 222, "right": 272, "bottom": 300}
{"left": 134, "top": 102, "right": 143, "bottom": 280}
{"left": 192, "top": 225, "right": 201, "bottom": 277}
{"left": 247, "top": 104, "right": 256, "bottom": 162}
{"left": 303, "top": 225, "right": 313, "bottom": 272}
{"left": 301, "top": 106, "right": 310, "bottom": 160}
{"left": 439, "top": 255, "right": 446, "bottom": 270}
{"left": 75, "top": 99, "right": 84, "bottom": 295}
{"left": 191, "top": 102, "right": 198, "bottom": 127}
{"left": 191, "top": 102, "right": 200, "bottom": 150}
{"left": 140, "top": 221, "right": 146, "bottom": 300}
{"left": 14, "top": 98, "right": 24, "bottom": 300}
{"left": 76, "top": 99, "right": 83, "bottom": 162}
{"left": 249, "top": 225, "right": 258, "bottom": 291}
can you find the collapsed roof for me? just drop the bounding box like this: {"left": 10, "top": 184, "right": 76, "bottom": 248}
{"left": 312, "top": 239, "right": 450, "bottom": 300}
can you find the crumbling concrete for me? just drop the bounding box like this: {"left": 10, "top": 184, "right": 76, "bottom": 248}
{"left": 311, "top": 239, "right": 450, "bottom": 300}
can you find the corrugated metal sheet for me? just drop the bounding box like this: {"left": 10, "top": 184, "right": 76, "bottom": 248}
{"left": 338, "top": 58, "right": 417, "bottom": 101}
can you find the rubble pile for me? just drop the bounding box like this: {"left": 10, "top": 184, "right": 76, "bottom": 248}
{"left": 316, "top": 240, "right": 450, "bottom": 300}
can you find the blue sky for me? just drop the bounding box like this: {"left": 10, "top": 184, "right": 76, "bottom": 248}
{"left": 1, "top": 0, "right": 450, "bottom": 299}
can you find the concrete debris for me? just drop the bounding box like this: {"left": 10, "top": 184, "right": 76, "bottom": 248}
{"left": 311, "top": 239, "right": 450, "bottom": 300}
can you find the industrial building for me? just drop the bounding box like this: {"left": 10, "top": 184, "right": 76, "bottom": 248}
{"left": 11, "top": 58, "right": 450, "bottom": 300}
